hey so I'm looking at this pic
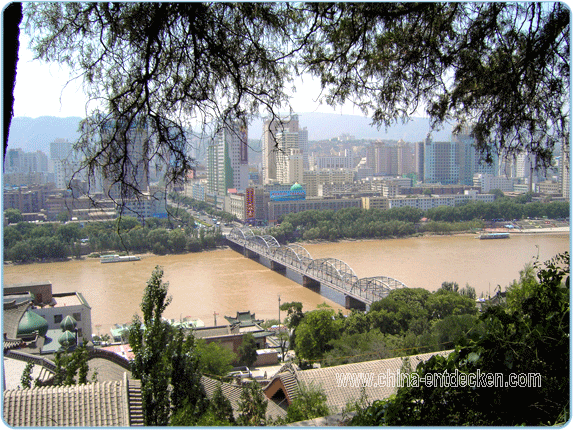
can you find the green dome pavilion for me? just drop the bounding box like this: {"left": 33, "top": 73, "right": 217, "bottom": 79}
{"left": 60, "top": 315, "right": 77, "bottom": 332}
{"left": 58, "top": 330, "right": 77, "bottom": 349}
{"left": 290, "top": 183, "right": 303, "bottom": 191}
{"left": 17, "top": 310, "right": 48, "bottom": 338}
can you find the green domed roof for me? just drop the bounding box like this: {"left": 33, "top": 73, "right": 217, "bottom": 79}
{"left": 17, "top": 311, "right": 48, "bottom": 338}
{"left": 60, "top": 315, "right": 77, "bottom": 331}
{"left": 290, "top": 183, "right": 303, "bottom": 191}
{"left": 58, "top": 330, "right": 77, "bottom": 348}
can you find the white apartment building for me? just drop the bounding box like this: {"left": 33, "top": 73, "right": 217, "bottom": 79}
{"left": 303, "top": 169, "right": 356, "bottom": 197}
{"left": 275, "top": 132, "right": 304, "bottom": 185}
{"left": 121, "top": 191, "right": 168, "bottom": 221}
{"left": 373, "top": 190, "right": 495, "bottom": 211}
{"left": 311, "top": 151, "right": 354, "bottom": 170}
{"left": 262, "top": 114, "right": 300, "bottom": 184}
{"left": 473, "top": 173, "right": 515, "bottom": 193}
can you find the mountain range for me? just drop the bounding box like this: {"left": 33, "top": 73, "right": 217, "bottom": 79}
{"left": 7, "top": 114, "right": 452, "bottom": 155}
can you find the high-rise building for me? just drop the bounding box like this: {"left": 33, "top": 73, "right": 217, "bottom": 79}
{"left": 50, "top": 139, "right": 75, "bottom": 189}
{"left": 96, "top": 117, "right": 151, "bottom": 199}
{"left": 416, "top": 128, "right": 487, "bottom": 185}
{"left": 366, "top": 141, "right": 413, "bottom": 176}
{"left": 422, "top": 138, "right": 459, "bottom": 184}
{"left": 452, "top": 127, "right": 476, "bottom": 185}
{"left": 561, "top": 138, "right": 570, "bottom": 199}
{"left": 262, "top": 114, "right": 300, "bottom": 184}
{"left": 274, "top": 131, "right": 304, "bottom": 185}
{"left": 207, "top": 119, "right": 249, "bottom": 198}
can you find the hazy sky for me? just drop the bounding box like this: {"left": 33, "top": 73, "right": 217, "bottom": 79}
{"left": 13, "top": 31, "right": 364, "bottom": 119}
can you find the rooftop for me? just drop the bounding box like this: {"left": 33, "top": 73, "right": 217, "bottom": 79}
{"left": 3, "top": 374, "right": 143, "bottom": 427}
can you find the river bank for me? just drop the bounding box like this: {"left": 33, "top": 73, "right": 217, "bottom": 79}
{"left": 3, "top": 232, "right": 569, "bottom": 331}
{"left": 3, "top": 219, "right": 569, "bottom": 267}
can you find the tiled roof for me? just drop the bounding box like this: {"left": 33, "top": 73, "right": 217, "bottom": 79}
{"left": 294, "top": 351, "right": 453, "bottom": 412}
{"left": 201, "top": 376, "right": 286, "bottom": 421}
{"left": 3, "top": 375, "right": 143, "bottom": 427}
{"left": 192, "top": 325, "right": 235, "bottom": 338}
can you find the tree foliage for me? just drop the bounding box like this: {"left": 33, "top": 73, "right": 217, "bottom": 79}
{"left": 23, "top": 2, "right": 301, "bottom": 201}
{"left": 237, "top": 381, "right": 269, "bottom": 426}
{"left": 128, "top": 266, "right": 174, "bottom": 426}
{"left": 18, "top": 2, "right": 569, "bottom": 201}
{"left": 351, "top": 252, "right": 570, "bottom": 426}
{"left": 302, "top": 2, "right": 569, "bottom": 168}
{"left": 285, "top": 383, "right": 331, "bottom": 423}
{"left": 195, "top": 339, "right": 236, "bottom": 377}
{"left": 238, "top": 333, "right": 258, "bottom": 368}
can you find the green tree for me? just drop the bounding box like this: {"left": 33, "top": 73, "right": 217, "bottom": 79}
{"left": 195, "top": 340, "right": 236, "bottom": 377}
{"left": 3, "top": 226, "right": 22, "bottom": 249}
{"left": 4, "top": 208, "right": 23, "bottom": 224}
{"left": 168, "top": 229, "right": 187, "bottom": 253}
{"left": 237, "top": 381, "right": 268, "bottom": 426}
{"left": 20, "top": 362, "right": 34, "bottom": 389}
{"left": 238, "top": 333, "right": 258, "bottom": 368}
{"left": 280, "top": 301, "right": 304, "bottom": 349}
{"left": 51, "top": 342, "right": 93, "bottom": 387}
{"left": 6, "top": 240, "right": 31, "bottom": 263}
{"left": 168, "top": 328, "right": 208, "bottom": 425}
{"left": 323, "top": 329, "right": 395, "bottom": 367}
{"left": 426, "top": 290, "right": 478, "bottom": 321}
{"left": 369, "top": 288, "right": 431, "bottom": 335}
{"left": 294, "top": 308, "right": 340, "bottom": 363}
{"left": 128, "top": 266, "right": 173, "bottom": 426}
{"left": 208, "top": 383, "right": 235, "bottom": 425}
{"left": 56, "top": 223, "right": 82, "bottom": 245}
{"left": 285, "top": 383, "right": 331, "bottom": 423}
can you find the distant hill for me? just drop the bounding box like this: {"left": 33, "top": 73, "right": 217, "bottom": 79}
{"left": 7, "top": 113, "right": 453, "bottom": 155}
{"left": 248, "top": 112, "right": 452, "bottom": 142}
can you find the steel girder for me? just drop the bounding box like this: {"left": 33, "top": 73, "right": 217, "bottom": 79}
{"left": 351, "top": 276, "right": 408, "bottom": 301}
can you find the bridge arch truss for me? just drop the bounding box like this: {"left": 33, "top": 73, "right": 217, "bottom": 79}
{"left": 248, "top": 235, "right": 280, "bottom": 255}
{"left": 350, "top": 276, "right": 408, "bottom": 302}
{"left": 229, "top": 227, "right": 257, "bottom": 244}
{"left": 306, "top": 258, "right": 358, "bottom": 289}
{"left": 272, "top": 244, "right": 313, "bottom": 270}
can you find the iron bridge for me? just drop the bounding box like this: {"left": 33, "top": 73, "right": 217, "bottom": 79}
{"left": 227, "top": 227, "right": 408, "bottom": 308}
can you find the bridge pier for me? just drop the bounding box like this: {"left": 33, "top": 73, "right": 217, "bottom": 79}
{"left": 303, "top": 275, "right": 320, "bottom": 293}
{"left": 345, "top": 295, "right": 370, "bottom": 312}
{"left": 286, "top": 268, "right": 304, "bottom": 285}
{"left": 270, "top": 260, "right": 286, "bottom": 275}
{"left": 244, "top": 248, "right": 259, "bottom": 260}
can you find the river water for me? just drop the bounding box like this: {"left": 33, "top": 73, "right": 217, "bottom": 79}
{"left": 2, "top": 233, "right": 569, "bottom": 333}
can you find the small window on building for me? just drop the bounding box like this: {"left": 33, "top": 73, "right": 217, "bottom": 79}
{"left": 73, "top": 312, "right": 82, "bottom": 322}
{"left": 54, "top": 314, "right": 63, "bottom": 324}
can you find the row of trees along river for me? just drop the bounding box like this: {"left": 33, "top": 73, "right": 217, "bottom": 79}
{"left": 3, "top": 193, "right": 570, "bottom": 263}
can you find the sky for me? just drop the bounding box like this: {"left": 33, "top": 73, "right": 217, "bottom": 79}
{"left": 12, "top": 31, "right": 366, "bottom": 120}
